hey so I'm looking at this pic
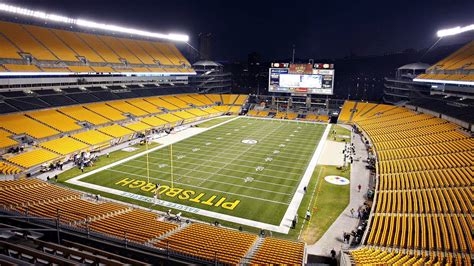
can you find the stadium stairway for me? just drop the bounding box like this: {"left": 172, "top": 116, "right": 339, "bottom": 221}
{"left": 148, "top": 221, "right": 191, "bottom": 244}
{"left": 347, "top": 101, "right": 358, "bottom": 123}
{"left": 239, "top": 236, "right": 265, "bottom": 264}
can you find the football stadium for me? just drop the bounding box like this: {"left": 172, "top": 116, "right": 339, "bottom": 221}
{"left": 0, "top": 1, "right": 473, "bottom": 265}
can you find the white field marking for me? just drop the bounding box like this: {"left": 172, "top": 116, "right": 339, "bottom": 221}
{"left": 170, "top": 143, "right": 316, "bottom": 161}
{"left": 196, "top": 120, "right": 286, "bottom": 187}
{"left": 180, "top": 134, "right": 321, "bottom": 148}
{"left": 244, "top": 176, "right": 254, "bottom": 183}
{"left": 66, "top": 179, "right": 289, "bottom": 233}
{"left": 103, "top": 168, "right": 290, "bottom": 203}
{"left": 278, "top": 123, "right": 332, "bottom": 233}
{"left": 175, "top": 120, "right": 281, "bottom": 189}
{"left": 195, "top": 130, "right": 322, "bottom": 144}
{"left": 130, "top": 157, "right": 301, "bottom": 182}
{"left": 298, "top": 167, "right": 324, "bottom": 238}
{"left": 109, "top": 165, "right": 291, "bottom": 196}
{"left": 174, "top": 122, "right": 278, "bottom": 184}
{"left": 66, "top": 115, "right": 241, "bottom": 185}
{"left": 279, "top": 144, "right": 286, "bottom": 147}
{"left": 145, "top": 152, "right": 308, "bottom": 171}
{"left": 255, "top": 166, "right": 265, "bottom": 171}
{"left": 126, "top": 159, "right": 298, "bottom": 185}
{"left": 168, "top": 142, "right": 316, "bottom": 159}
{"left": 226, "top": 132, "right": 231, "bottom": 135}
{"left": 241, "top": 116, "right": 327, "bottom": 125}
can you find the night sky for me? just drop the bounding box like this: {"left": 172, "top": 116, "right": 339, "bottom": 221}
{"left": 5, "top": 0, "right": 474, "bottom": 61}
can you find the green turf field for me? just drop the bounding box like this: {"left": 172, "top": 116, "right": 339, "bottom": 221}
{"left": 67, "top": 117, "right": 327, "bottom": 227}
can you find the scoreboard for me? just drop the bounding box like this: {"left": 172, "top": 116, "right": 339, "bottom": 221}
{"left": 268, "top": 63, "right": 335, "bottom": 95}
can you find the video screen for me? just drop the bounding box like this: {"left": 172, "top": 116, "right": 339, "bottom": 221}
{"left": 268, "top": 63, "right": 334, "bottom": 95}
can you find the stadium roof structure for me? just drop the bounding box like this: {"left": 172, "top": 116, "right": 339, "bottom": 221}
{"left": 397, "top": 62, "right": 430, "bottom": 70}
{"left": 193, "top": 60, "right": 223, "bottom": 67}
{"left": 0, "top": 3, "right": 189, "bottom": 42}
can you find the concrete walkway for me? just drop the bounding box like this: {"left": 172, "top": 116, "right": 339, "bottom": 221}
{"left": 306, "top": 125, "right": 371, "bottom": 257}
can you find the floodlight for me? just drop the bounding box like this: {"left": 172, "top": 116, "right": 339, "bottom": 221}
{"left": 0, "top": 3, "right": 189, "bottom": 42}
{"left": 437, "top": 24, "right": 474, "bottom": 37}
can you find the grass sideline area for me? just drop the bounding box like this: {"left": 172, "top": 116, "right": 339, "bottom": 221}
{"left": 328, "top": 124, "right": 352, "bottom": 143}
{"left": 299, "top": 165, "right": 351, "bottom": 244}
{"left": 63, "top": 117, "right": 326, "bottom": 228}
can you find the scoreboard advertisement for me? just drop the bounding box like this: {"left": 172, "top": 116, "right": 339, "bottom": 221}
{"left": 268, "top": 63, "right": 335, "bottom": 95}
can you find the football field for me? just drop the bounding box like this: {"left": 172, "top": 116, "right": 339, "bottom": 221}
{"left": 67, "top": 117, "right": 329, "bottom": 233}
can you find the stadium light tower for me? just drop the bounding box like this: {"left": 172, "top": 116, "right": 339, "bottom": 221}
{"left": 0, "top": 3, "right": 189, "bottom": 42}
{"left": 437, "top": 24, "right": 474, "bottom": 38}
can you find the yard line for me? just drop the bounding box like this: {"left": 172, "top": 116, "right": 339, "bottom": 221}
{"left": 122, "top": 161, "right": 298, "bottom": 188}
{"left": 178, "top": 138, "right": 319, "bottom": 153}
{"left": 167, "top": 120, "right": 278, "bottom": 184}
{"left": 117, "top": 163, "right": 293, "bottom": 195}
{"left": 104, "top": 168, "right": 289, "bottom": 205}
{"left": 161, "top": 141, "right": 319, "bottom": 160}
{"left": 131, "top": 158, "right": 301, "bottom": 182}
{"left": 145, "top": 152, "right": 308, "bottom": 172}
{"left": 196, "top": 119, "right": 288, "bottom": 187}
{"left": 187, "top": 133, "right": 323, "bottom": 146}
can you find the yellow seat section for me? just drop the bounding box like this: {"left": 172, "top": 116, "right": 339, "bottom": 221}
{"left": 157, "top": 113, "right": 182, "bottom": 123}
{"left": 144, "top": 97, "right": 179, "bottom": 110}
{"left": 190, "top": 94, "right": 213, "bottom": 105}
{"left": 40, "top": 137, "right": 89, "bottom": 155}
{"left": 97, "top": 124, "right": 134, "bottom": 138}
{"left": 206, "top": 94, "right": 222, "bottom": 103}
{"left": 140, "top": 116, "right": 168, "bottom": 127}
{"left": 233, "top": 95, "right": 248, "bottom": 105}
{"left": 77, "top": 33, "right": 121, "bottom": 63}
{"left": 27, "top": 110, "right": 81, "bottom": 132}
{"left": 59, "top": 106, "right": 110, "bottom": 125}
{"left": 173, "top": 111, "right": 196, "bottom": 119}
{"left": 213, "top": 106, "right": 230, "bottom": 112}
{"left": 177, "top": 94, "right": 207, "bottom": 106}
{"left": 85, "top": 103, "right": 127, "bottom": 121}
{"left": 167, "top": 44, "right": 191, "bottom": 66}
{"left": 0, "top": 161, "right": 22, "bottom": 175}
{"left": 202, "top": 107, "right": 221, "bottom": 114}
{"left": 136, "top": 40, "right": 173, "bottom": 65}
{"left": 53, "top": 30, "right": 104, "bottom": 63}
{"left": 126, "top": 98, "right": 162, "bottom": 114}
{"left": 71, "top": 130, "right": 113, "bottom": 145}
{"left": 6, "top": 149, "right": 59, "bottom": 168}
{"left": 106, "top": 101, "right": 148, "bottom": 116}
{"left": 124, "top": 121, "right": 152, "bottom": 132}
{"left": 3, "top": 64, "right": 41, "bottom": 72}
{"left": 187, "top": 108, "right": 208, "bottom": 117}
{"left": 221, "top": 94, "right": 239, "bottom": 105}
{"left": 161, "top": 96, "right": 189, "bottom": 108}
{"left": 0, "top": 34, "right": 21, "bottom": 59}
{"left": 98, "top": 35, "right": 142, "bottom": 64}
{"left": 0, "top": 129, "right": 18, "bottom": 148}
{"left": 227, "top": 106, "right": 242, "bottom": 114}
{"left": 153, "top": 42, "right": 182, "bottom": 65}
{"left": 119, "top": 38, "right": 155, "bottom": 64}
{"left": 0, "top": 21, "right": 57, "bottom": 60}
{"left": 24, "top": 25, "right": 79, "bottom": 62}
{"left": 0, "top": 114, "right": 59, "bottom": 139}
